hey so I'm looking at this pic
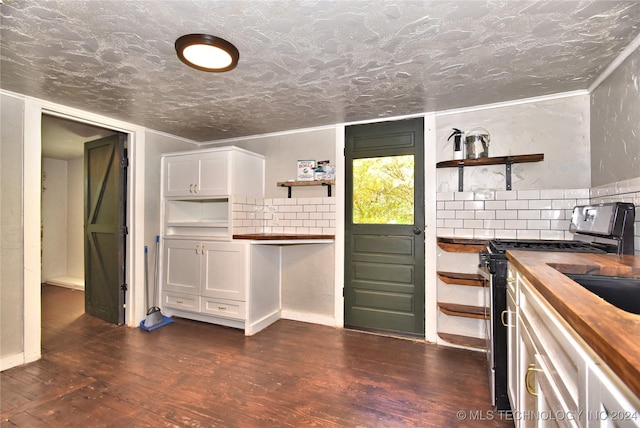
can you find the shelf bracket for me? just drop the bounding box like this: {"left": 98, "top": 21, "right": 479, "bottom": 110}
{"left": 505, "top": 159, "right": 513, "bottom": 191}
{"left": 322, "top": 182, "right": 332, "bottom": 197}
{"left": 457, "top": 163, "right": 464, "bottom": 192}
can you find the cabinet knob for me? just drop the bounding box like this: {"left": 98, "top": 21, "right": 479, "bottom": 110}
{"left": 177, "top": 299, "right": 184, "bottom": 304}
{"left": 218, "top": 306, "right": 227, "bottom": 310}
{"left": 507, "top": 277, "right": 516, "bottom": 284}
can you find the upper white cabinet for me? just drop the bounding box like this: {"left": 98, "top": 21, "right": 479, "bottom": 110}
{"left": 161, "top": 146, "right": 264, "bottom": 239}
{"left": 163, "top": 147, "right": 264, "bottom": 198}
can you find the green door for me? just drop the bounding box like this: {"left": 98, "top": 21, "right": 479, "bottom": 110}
{"left": 84, "top": 134, "right": 128, "bottom": 324}
{"left": 345, "top": 118, "right": 425, "bottom": 337}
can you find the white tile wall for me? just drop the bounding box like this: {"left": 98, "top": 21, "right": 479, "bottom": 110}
{"left": 590, "top": 177, "right": 640, "bottom": 256}
{"left": 232, "top": 196, "right": 336, "bottom": 235}
{"left": 436, "top": 176, "right": 640, "bottom": 255}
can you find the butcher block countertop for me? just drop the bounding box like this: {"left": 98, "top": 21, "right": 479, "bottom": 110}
{"left": 507, "top": 250, "right": 640, "bottom": 398}
{"left": 233, "top": 233, "right": 334, "bottom": 242}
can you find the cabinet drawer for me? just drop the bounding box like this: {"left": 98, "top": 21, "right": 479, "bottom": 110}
{"left": 201, "top": 297, "right": 246, "bottom": 320}
{"left": 520, "top": 278, "right": 589, "bottom": 417}
{"left": 163, "top": 292, "right": 200, "bottom": 312}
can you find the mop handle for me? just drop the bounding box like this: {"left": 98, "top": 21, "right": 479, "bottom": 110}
{"left": 153, "top": 236, "right": 160, "bottom": 307}
{"left": 144, "top": 246, "right": 149, "bottom": 310}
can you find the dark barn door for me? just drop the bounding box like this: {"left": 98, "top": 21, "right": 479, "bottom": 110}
{"left": 84, "top": 134, "right": 127, "bottom": 324}
{"left": 344, "top": 118, "right": 425, "bottom": 337}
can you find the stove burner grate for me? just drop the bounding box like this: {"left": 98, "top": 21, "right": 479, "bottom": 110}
{"left": 489, "top": 239, "right": 607, "bottom": 254}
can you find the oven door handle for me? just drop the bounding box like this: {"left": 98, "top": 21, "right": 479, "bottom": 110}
{"left": 500, "top": 309, "right": 514, "bottom": 327}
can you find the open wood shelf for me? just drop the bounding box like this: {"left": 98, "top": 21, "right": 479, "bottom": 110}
{"left": 437, "top": 271, "right": 484, "bottom": 287}
{"left": 436, "top": 153, "right": 544, "bottom": 191}
{"left": 436, "top": 153, "right": 544, "bottom": 168}
{"left": 438, "top": 333, "right": 486, "bottom": 350}
{"left": 438, "top": 302, "right": 489, "bottom": 320}
{"left": 277, "top": 180, "right": 335, "bottom": 198}
{"left": 437, "top": 237, "right": 488, "bottom": 253}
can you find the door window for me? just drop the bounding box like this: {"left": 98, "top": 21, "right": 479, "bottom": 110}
{"left": 352, "top": 155, "right": 414, "bottom": 225}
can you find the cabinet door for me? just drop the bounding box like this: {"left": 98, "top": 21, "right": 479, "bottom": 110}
{"left": 164, "top": 155, "right": 197, "bottom": 197}
{"left": 587, "top": 364, "right": 640, "bottom": 428}
{"left": 163, "top": 239, "right": 202, "bottom": 295}
{"left": 518, "top": 316, "right": 539, "bottom": 428}
{"left": 197, "top": 152, "right": 230, "bottom": 196}
{"left": 507, "top": 288, "right": 519, "bottom": 413}
{"left": 535, "top": 354, "right": 580, "bottom": 428}
{"left": 201, "top": 241, "right": 248, "bottom": 301}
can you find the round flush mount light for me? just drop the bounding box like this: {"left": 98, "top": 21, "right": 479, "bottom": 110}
{"left": 175, "top": 34, "right": 239, "bottom": 72}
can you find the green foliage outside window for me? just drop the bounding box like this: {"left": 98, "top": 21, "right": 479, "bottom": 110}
{"left": 352, "top": 155, "right": 414, "bottom": 225}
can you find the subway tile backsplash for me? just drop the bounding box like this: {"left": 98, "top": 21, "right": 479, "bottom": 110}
{"left": 232, "top": 196, "right": 336, "bottom": 236}
{"left": 234, "top": 177, "right": 639, "bottom": 252}
{"left": 437, "top": 177, "right": 640, "bottom": 255}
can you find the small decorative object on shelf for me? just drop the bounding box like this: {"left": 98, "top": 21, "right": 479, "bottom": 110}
{"left": 436, "top": 153, "right": 544, "bottom": 191}
{"left": 297, "top": 160, "right": 316, "bottom": 181}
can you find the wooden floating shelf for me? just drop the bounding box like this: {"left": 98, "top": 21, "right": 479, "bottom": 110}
{"left": 436, "top": 153, "right": 544, "bottom": 168}
{"left": 438, "top": 333, "right": 486, "bottom": 350}
{"left": 437, "top": 271, "right": 484, "bottom": 287}
{"left": 437, "top": 237, "right": 488, "bottom": 253}
{"left": 277, "top": 180, "right": 335, "bottom": 198}
{"left": 436, "top": 153, "right": 544, "bottom": 191}
{"left": 438, "top": 302, "right": 489, "bottom": 320}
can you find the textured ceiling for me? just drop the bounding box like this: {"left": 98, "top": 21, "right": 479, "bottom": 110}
{"left": 2, "top": 0, "right": 640, "bottom": 144}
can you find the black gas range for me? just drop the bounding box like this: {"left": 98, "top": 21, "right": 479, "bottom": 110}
{"left": 478, "top": 202, "right": 635, "bottom": 412}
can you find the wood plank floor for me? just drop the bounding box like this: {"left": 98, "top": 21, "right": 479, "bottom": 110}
{"left": 1, "top": 285, "right": 514, "bottom": 427}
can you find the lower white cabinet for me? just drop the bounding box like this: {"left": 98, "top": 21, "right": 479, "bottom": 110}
{"left": 508, "top": 265, "right": 640, "bottom": 428}
{"left": 161, "top": 238, "right": 280, "bottom": 335}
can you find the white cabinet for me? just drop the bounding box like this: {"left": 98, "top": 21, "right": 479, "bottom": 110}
{"left": 159, "top": 146, "right": 278, "bottom": 335}
{"left": 163, "top": 197, "right": 231, "bottom": 238}
{"left": 588, "top": 364, "right": 640, "bottom": 428}
{"left": 161, "top": 146, "right": 264, "bottom": 240}
{"left": 163, "top": 147, "right": 264, "bottom": 198}
{"left": 507, "top": 267, "right": 519, "bottom": 415}
{"left": 508, "top": 264, "right": 640, "bottom": 428}
{"left": 161, "top": 238, "right": 280, "bottom": 335}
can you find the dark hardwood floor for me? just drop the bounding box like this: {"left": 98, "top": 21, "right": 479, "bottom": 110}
{"left": 1, "top": 284, "right": 513, "bottom": 427}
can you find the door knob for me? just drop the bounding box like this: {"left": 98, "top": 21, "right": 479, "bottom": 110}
{"left": 413, "top": 227, "right": 422, "bottom": 235}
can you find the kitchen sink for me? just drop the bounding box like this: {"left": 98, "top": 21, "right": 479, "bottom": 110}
{"left": 565, "top": 274, "right": 640, "bottom": 315}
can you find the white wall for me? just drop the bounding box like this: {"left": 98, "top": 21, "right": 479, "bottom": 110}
{"left": 204, "top": 128, "right": 338, "bottom": 323}
{"left": 41, "top": 158, "right": 68, "bottom": 281}
{"left": 41, "top": 157, "right": 85, "bottom": 285}
{"left": 1, "top": 93, "right": 25, "bottom": 364}
{"left": 67, "top": 158, "right": 84, "bottom": 278}
{"left": 591, "top": 45, "right": 640, "bottom": 187}
{"left": 205, "top": 127, "right": 336, "bottom": 199}
{"left": 436, "top": 94, "right": 591, "bottom": 192}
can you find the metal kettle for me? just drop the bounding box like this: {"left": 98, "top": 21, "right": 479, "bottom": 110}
{"left": 464, "top": 127, "right": 490, "bottom": 159}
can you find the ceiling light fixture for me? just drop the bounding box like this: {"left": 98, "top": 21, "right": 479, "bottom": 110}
{"left": 175, "top": 34, "right": 239, "bottom": 72}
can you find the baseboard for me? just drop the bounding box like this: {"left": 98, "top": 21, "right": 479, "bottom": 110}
{"left": 280, "top": 310, "right": 336, "bottom": 327}
{"left": 1, "top": 352, "right": 25, "bottom": 371}
{"left": 246, "top": 310, "right": 281, "bottom": 336}
{"left": 46, "top": 276, "right": 84, "bottom": 290}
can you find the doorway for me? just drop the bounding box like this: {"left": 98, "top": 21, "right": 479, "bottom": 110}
{"left": 344, "top": 118, "right": 425, "bottom": 337}
{"left": 41, "top": 114, "right": 126, "bottom": 324}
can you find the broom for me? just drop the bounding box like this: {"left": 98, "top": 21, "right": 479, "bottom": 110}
{"left": 140, "top": 236, "right": 173, "bottom": 331}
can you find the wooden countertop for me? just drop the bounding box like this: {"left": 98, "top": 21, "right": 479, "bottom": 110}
{"left": 506, "top": 251, "right": 640, "bottom": 398}
{"left": 233, "top": 233, "right": 335, "bottom": 241}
